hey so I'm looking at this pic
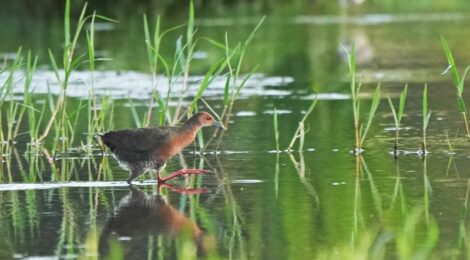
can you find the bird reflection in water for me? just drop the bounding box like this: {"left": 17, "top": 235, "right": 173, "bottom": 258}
{"left": 99, "top": 186, "right": 214, "bottom": 258}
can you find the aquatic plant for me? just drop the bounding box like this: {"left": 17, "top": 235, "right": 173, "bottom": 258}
{"left": 421, "top": 84, "right": 431, "bottom": 154}
{"left": 273, "top": 108, "right": 280, "bottom": 152}
{"left": 287, "top": 99, "right": 318, "bottom": 152}
{"left": 203, "top": 18, "right": 265, "bottom": 151}
{"left": 37, "top": 0, "right": 114, "bottom": 145}
{"left": 441, "top": 36, "right": 470, "bottom": 142}
{"left": 387, "top": 85, "right": 408, "bottom": 157}
{"left": 342, "top": 45, "right": 381, "bottom": 154}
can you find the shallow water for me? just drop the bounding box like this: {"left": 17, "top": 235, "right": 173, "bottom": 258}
{"left": 2, "top": 5, "right": 470, "bottom": 259}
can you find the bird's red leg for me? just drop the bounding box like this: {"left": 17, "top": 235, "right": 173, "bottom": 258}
{"left": 158, "top": 169, "right": 210, "bottom": 182}
{"left": 158, "top": 182, "right": 208, "bottom": 195}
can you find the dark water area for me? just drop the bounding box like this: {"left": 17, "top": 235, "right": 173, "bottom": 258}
{"left": 2, "top": 1, "right": 470, "bottom": 259}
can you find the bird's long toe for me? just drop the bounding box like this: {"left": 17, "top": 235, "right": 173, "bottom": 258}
{"left": 159, "top": 168, "right": 210, "bottom": 182}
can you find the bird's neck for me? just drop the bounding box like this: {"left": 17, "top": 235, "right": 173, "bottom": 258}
{"left": 179, "top": 116, "right": 202, "bottom": 134}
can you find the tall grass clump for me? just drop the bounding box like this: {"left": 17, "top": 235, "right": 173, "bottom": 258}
{"left": 387, "top": 85, "right": 408, "bottom": 157}
{"left": 342, "top": 45, "right": 381, "bottom": 154}
{"left": 421, "top": 84, "right": 431, "bottom": 155}
{"left": 441, "top": 36, "right": 470, "bottom": 142}
{"left": 204, "top": 18, "right": 265, "bottom": 151}
{"left": 141, "top": 2, "right": 264, "bottom": 155}
{"left": 0, "top": 48, "right": 42, "bottom": 159}
{"left": 83, "top": 12, "right": 115, "bottom": 153}
{"left": 37, "top": 0, "right": 113, "bottom": 146}
{"left": 143, "top": 13, "right": 185, "bottom": 126}
{"left": 142, "top": 2, "right": 263, "bottom": 135}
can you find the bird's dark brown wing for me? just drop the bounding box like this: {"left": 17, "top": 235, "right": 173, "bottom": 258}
{"left": 100, "top": 127, "right": 173, "bottom": 154}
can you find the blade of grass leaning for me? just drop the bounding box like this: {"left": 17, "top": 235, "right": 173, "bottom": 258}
{"left": 398, "top": 85, "right": 408, "bottom": 122}
{"left": 190, "top": 58, "right": 225, "bottom": 111}
{"left": 360, "top": 85, "right": 381, "bottom": 147}
{"left": 287, "top": 99, "right": 318, "bottom": 151}
{"left": 441, "top": 35, "right": 470, "bottom": 142}
{"left": 128, "top": 98, "right": 142, "bottom": 128}
{"left": 387, "top": 84, "right": 408, "bottom": 154}
{"left": 199, "top": 98, "right": 222, "bottom": 123}
{"left": 422, "top": 84, "right": 431, "bottom": 153}
{"left": 440, "top": 35, "right": 461, "bottom": 88}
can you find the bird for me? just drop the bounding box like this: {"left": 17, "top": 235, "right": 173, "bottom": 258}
{"left": 99, "top": 186, "right": 214, "bottom": 258}
{"left": 100, "top": 111, "right": 225, "bottom": 184}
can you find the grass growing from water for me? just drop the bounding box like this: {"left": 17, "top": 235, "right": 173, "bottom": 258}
{"left": 0, "top": 0, "right": 260, "bottom": 172}
{"left": 3, "top": 4, "right": 470, "bottom": 260}
{"left": 387, "top": 85, "right": 408, "bottom": 157}
{"left": 421, "top": 84, "right": 431, "bottom": 154}
{"left": 441, "top": 36, "right": 470, "bottom": 142}
{"left": 287, "top": 99, "right": 318, "bottom": 152}
{"left": 342, "top": 45, "right": 381, "bottom": 154}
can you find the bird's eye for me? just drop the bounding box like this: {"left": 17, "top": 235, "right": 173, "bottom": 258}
{"left": 206, "top": 116, "right": 212, "bottom": 121}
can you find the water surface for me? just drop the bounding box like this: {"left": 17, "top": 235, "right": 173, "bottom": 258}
{"left": 2, "top": 5, "right": 470, "bottom": 259}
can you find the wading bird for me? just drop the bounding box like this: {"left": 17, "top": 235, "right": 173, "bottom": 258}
{"left": 100, "top": 111, "right": 225, "bottom": 184}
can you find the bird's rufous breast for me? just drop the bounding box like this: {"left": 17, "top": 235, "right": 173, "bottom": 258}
{"left": 155, "top": 128, "right": 198, "bottom": 161}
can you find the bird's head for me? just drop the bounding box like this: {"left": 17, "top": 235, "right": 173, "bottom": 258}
{"left": 195, "top": 111, "right": 226, "bottom": 130}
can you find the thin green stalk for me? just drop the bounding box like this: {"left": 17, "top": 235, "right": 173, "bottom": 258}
{"left": 202, "top": 18, "right": 265, "bottom": 151}
{"left": 38, "top": 1, "right": 114, "bottom": 143}
{"left": 342, "top": 45, "right": 381, "bottom": 153}
{"left": 287, "top": 99, "right": 318, "bottom": 151}
{"left": 441, "top": 35, "right": 470, "bottom": 142}
{"left": 273, "top": 108, "right": 279, "bottom": 152}
{"left": 359, "top": 84, "right": 381, "bottom": 147}
{"left": 387, "top": 85, "right": 408, "bottom": 155}
{"left": 173, "top": 0, "right": 197, "bottom": 122}
{"left": 342, "top": 44, "right": 360, "bottom": 150}
{"left": 422, "top": 84, "right": 431, "bottom": 153}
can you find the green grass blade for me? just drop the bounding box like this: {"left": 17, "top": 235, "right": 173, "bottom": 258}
{"left": 245, "top": 16, "right": 265, "bottom": 46}
{"left": 425, "top": 111, "right": 432, "bottom": 130}
{"left": 235, "top": 64, "right": 259, "bottom": 99}
{"left": 423, "top": 84, "right": 428, "bottom": 128}
{"left": 387, "top": 96, "right": 399, "bottom": 127}
{"left": 200, "top": 37, "right": 227, "bottom": 50}
{"left": 458, "top": 65, "right": 470, "bottom": 95}
{"left": 86, "top": 13, "right": 96, "bottom": 71}
{"left": 128, "top": 98, "right": 141, "bottom": 127}
{"left": 440, "top": 35, "right": 461, "bottom": 89}
{"left": 398, "top": 85, "right": 408, "bottom": 122}
{"left": 457, "top": 96, "right": 467, "bottom": 113}
{"left": 143, "top": 14, "right": 153, "bottom": 71}
{"left": 64, "top": 0, "right": 71, "bottom": 48}
{"left": 340, "top": 44, "right": 356, "bottom": 97}
{"left": 48, "top": 50, "right": 61, "bottom": 84}
{"left": 223, "top": 74, "right": 231, "bottom": 106}
{"left": 187, "top": 0, "right": 195, "bottom": 46}
{"left": 191, "top": 59, "right": 225, "bottom": 110}
{"left": 175, "top": 36, "right": 186, "bottom": 72}
{"left": 200, "top": 98, "right": 222, "bottom": 122}
{"left": 274, "top": 108, "right": 279, "bottom": 151}
{"left": 360, "top": 84, "right": 381, "bottom": 146}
